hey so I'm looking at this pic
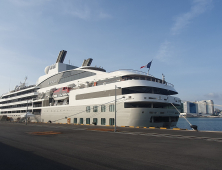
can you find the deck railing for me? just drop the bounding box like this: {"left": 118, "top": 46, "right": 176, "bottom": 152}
{"left": 109, "top": 69, "right": 174, "bottom": 87}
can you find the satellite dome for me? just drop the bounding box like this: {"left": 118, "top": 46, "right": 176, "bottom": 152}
{"left": 44, "top": 66, "right": 50, "bottom": 74}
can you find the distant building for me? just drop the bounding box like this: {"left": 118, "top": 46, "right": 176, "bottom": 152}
{"left": 198, "top": 100, "right": 214, "bottom": 114}
{"left": 182, "top": 100, "right": 214, "bottom": 117}
{"left": 214, "top": 108, "right": 221, "bottom": 116}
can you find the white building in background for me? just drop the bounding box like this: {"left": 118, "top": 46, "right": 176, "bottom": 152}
{"left": 182, "top": 100, "right": 214, "bottom": 117}
{"left": 206, "top": 100, "right": 214, "bottom": 114}
{"left": 198, "top": 101, "right": 207, "bottom": 115}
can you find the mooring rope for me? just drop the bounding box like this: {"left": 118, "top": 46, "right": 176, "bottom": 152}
{"left": 170, "top": 102, "right": 194, "bottom": 130}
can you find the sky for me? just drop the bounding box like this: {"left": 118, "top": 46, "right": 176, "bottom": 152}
{"left": 0, "top": 0, "right": 222, "bottom": 109}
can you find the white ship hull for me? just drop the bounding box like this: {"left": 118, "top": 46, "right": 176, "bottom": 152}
{"left": 0, "top": 50, "right": 181, "bottom": 128}
{"left": 40, "top": 105, "right": 179, "bottom": 128}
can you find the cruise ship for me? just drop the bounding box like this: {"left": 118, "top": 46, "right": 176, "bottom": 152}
{"left": 0, "top": 50, "right": 181, "bottom": 127}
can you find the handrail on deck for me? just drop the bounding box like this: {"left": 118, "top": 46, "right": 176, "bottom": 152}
{"left": 109, "top": 69, "right": 174, "bottom": 87}
{"left": 109, "top": 69, "right": 152, "bottom": 76}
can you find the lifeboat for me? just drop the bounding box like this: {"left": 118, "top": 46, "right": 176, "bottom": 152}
{"left": 53, "top": 87, "right": 71, "bottom": 100}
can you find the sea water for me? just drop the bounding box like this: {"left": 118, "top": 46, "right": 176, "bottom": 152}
{"left": 177, "top": 117, "right": 222, "bottom": 131}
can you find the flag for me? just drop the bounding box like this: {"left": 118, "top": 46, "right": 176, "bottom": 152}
{"left": 140, "top": 61, "right": 152, "bottom": 69}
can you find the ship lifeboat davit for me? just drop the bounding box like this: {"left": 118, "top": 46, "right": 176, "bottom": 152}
{"left": 53, "top": 87, "right": 71, "bottom": 100}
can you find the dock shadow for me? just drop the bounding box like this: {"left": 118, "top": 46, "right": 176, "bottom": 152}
{"left": 0, "top": 142, "right": 75, "bottom": 170}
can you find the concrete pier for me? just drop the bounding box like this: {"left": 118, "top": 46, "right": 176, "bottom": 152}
{"left": 0, "top": 122, "right": 222, "bottom": 170}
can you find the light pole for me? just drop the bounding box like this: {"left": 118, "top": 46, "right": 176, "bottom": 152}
{"left": 26, "top": 100, "right": 28, "bottom": 125}
{"left": 26, "top": 99, "right": 31, "bottom": 125}
{"left": 115, "top": 85, "right": 121, "bottom": 132}
{"left": 115, "top": 85, "right": 117, "bottom": 132}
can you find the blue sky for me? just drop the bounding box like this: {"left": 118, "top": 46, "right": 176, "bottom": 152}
{"left": 0, "top": 0, "right": 222, "bottom": 108}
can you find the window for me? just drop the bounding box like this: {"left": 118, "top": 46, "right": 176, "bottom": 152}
{"left": 74, "top": 118, "right": 77, "bottom": 123}
{"left": 93, "top": 106, "right": 98, "bottom": 112}
{"left": 189, "top": 103, "right": 197, "bottom": 113}
{"left": 101, "top": 105, "right": 106, "bottom": 112}
{"left": 109, "top": 118, "right": 114, "bottom": 125}
{"left": 86, "top": 106, "right": 90, "bottom": 112}
{"left": 80, "top": 118, "right": 83, "bottom": 124}
{"left": 38, "top": 70, "right": 96, "bottom": 88}
{"left": 122, "top": 86, "right": 178, "bottom": 95}
{"left": 101, "top": 118, "right": 106, "bottom": 125}
{"left": 124, "top": 102, "right": 151, "bottom": 108}
{"left": 150, "top": 116, "right": 178, "bottom": 123}
{"left": 109, "top": 104, "right": 114, "bottom": 112}
{"left": 93, "top": 118, "right": 97, "bottom": 125}
{"left": 86, "top": 118, "right": 90, "bottom": 124}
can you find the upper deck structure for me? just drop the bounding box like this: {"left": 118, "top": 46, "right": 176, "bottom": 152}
{"left": 0, "top": 50, "right": 181, "bottom": 127}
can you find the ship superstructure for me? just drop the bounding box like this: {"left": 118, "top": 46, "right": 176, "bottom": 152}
{"left": 0, "top": 80, "right": 39, "bottom": 120}
{"left": 0, "top": 50, "right": 181, "bottom": 127}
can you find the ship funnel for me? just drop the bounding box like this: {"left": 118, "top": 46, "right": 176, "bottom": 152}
{"left": 82, "top": 58, "right": 93, "bottom": 66}
{"left": 56, "top": 50, "right": 67, "bottom": 63}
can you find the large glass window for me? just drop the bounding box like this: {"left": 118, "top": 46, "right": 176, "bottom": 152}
{"left": 101, "top": 118, "right": 106, "bottom": 125}
{"left": 109, "top": 118, "right": 114, "bottom": 125}
{"left": 93, "top": 118, "right": 97, "bottom": 125}
{"left": 93, "top": 106, "right": 98, "bottom": 112}
{"left": 59, "top": 71, "right": 96, "bottom": 84}
{"left": 38, "top": 70, "right": 96, "bottom": 88}
{"left": 189, "top": 103, "right": 197, "bottom": 113}
{"left": 150, "top": 116, "right": 179, "bottom": 123}
{"left": 109, "top": 104, "right": 114, "bottom": 112}
{"left": 80, "top": 118, "right": 83, "bottom": 124}
{"left": 86, "top": 118, "right": 90, "bottom": 124}
{"left": 74, "top": 118, "right": 77, "bottom": 123}
{"left": 86, "top": 106, "right": 90, "bottom": 112}
{"left": 101, "top": 105, "right": 106, "bottom": 112}
{"left": 122, "top": 86, "right": 177, "bottom": 95}
{"left": 124, "top": 102, "right": 151, "bottom": 108}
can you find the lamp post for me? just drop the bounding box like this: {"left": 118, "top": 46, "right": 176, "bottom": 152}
{"left": 114, "top": 85, "right": 126, "bottom": 132}
{"left": 114, "top": 85, "right": 122, "bottom": 132}
{"left": 115, "top": 85, "right": 117, "bottom": 132}
{"left": 26, "top": 99, "right": 31, "bottom": 125}
{"left": 26, "top": 100, "right": 28, "bottom": 125}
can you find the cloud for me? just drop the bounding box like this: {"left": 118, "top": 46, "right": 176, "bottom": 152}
{"left": 155, "top": 40, "right": 176, "bottom": 63}
{"left": 171, "top": 0, "right": 212, "bottom": 35}
{"left": 0, "top": 25, "right": 15, "bottom": 32}
{"left": 7, "top": 0, "right": 112, "bottom": 20}
{"left": 62, "top": 1, "right": 112, "bottom": 20}
{"left": 204, "top": 93, "right": 222, "bottom": 108}
{"left": 8, "top": 0, "right": 50, "bottom": 7}
{"left": 204, "top": 93, "right": 222, "bottom": 100}
{"left": 0, "top": 47, "right": 47, "bottom": 71}
{"left": 66, "top": 5, "right": 91, "bottom": 20}
{"left": 98, "top": 11, "right": 112, "bottom": 19}
{"left": 156, "top": 0, "right": 212, "bottom": 63}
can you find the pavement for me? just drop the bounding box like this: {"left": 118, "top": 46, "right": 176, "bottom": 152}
{"left": 0, "top": 122, "right": 222, "bottom": 170}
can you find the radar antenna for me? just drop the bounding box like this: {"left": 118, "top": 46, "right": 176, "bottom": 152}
{"left": 162, "top": 74, "right": 165, "bottom": 83}
{"left": 24, "top": 76, "right": 27, "bottom": 83}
